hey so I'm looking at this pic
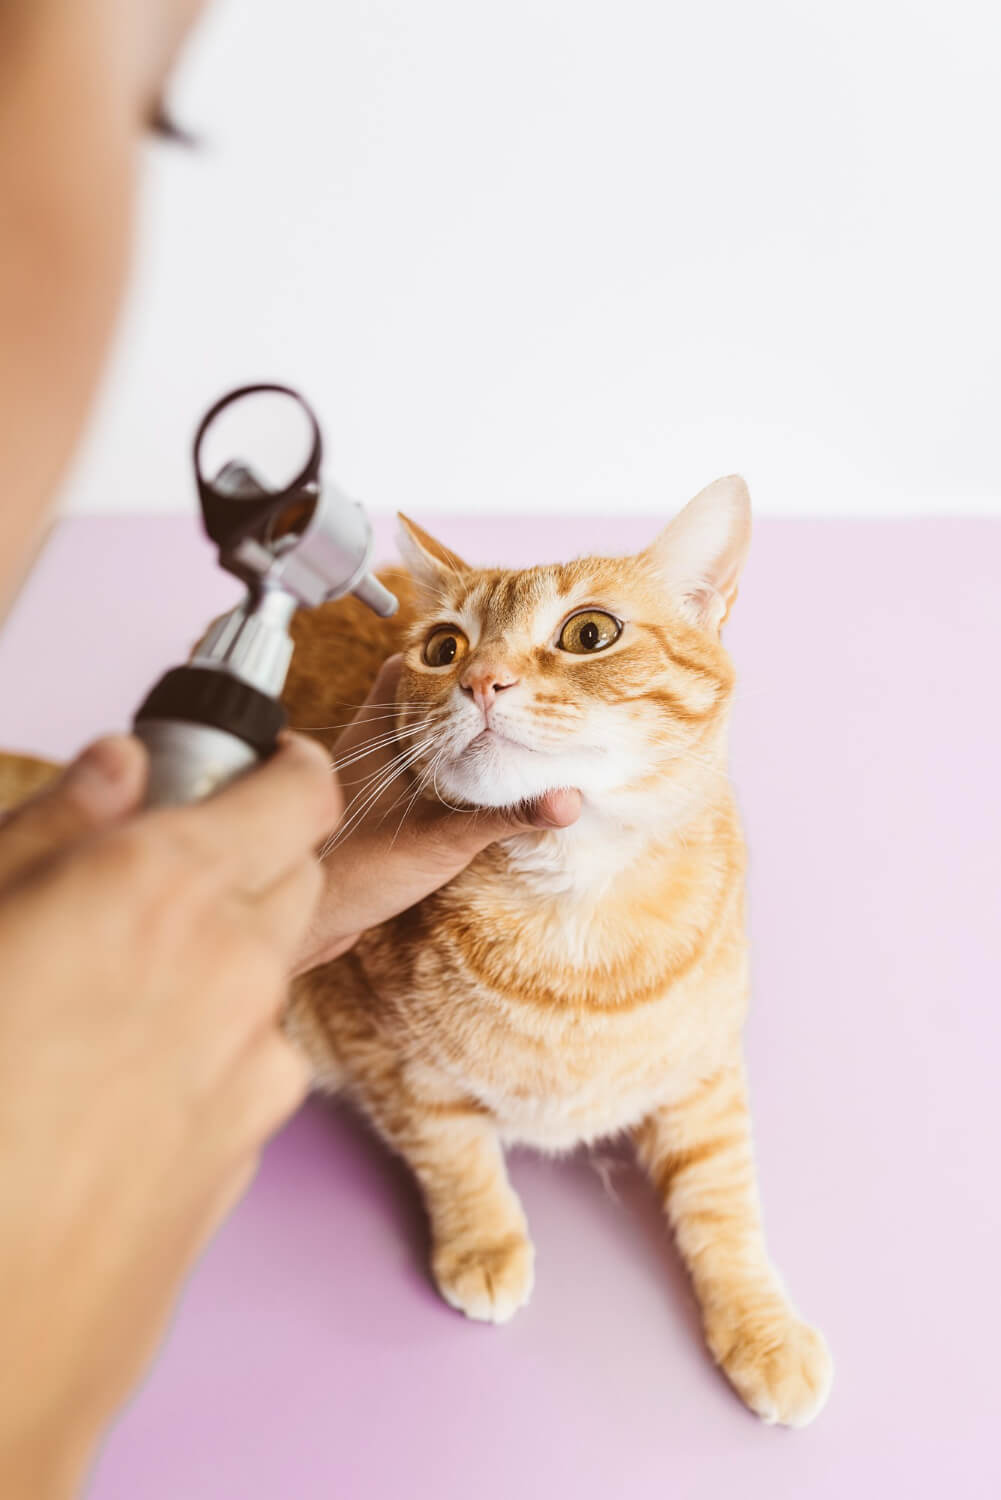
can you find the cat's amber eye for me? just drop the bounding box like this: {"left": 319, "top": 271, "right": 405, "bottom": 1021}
{"left": 557, "top": 610, "right": 622, "bottom": 655}
{"left": 423, "top": 627, "right": 470, "bottom": 668}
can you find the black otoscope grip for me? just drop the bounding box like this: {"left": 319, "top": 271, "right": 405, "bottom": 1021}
{"left": 133, "top": 667, "right": 288, "bottom": 806}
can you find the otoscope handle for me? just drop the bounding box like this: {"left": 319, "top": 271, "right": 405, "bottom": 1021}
{"left": 134, "top": 665, "right": 287, "bottom": 806}
{"left": 134, "top": 721, "right": 259, "bottom": 805}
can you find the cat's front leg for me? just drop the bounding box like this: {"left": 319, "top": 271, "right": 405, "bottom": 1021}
{"left": 374, "top": 1099, "right": 534, "bottom": 1325}
{"left": 635, "top": 1057, "right": 832, "bottom": 1426}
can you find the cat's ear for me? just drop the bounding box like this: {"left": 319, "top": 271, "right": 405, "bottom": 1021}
{"left": 396, "top": 513, "right": 469, "bottom": 588}
{"left": 644, "top": 475, "right": 751, "bottom": 631}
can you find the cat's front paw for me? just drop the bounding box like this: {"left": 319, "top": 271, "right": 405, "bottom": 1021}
{"left": 432, "top": 1230, "right": 535, "bottom": 1325}
{"left": 706, "top": 1300, "right": 833, "bottom": 1427}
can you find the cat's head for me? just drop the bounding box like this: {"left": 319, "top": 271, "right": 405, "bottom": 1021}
{"left": 395, "top": 476, "right": 750, "bottom": 811}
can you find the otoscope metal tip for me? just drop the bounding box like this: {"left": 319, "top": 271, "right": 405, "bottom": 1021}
{"left": 352, "top": 572, "right": 398, "bottom": 617}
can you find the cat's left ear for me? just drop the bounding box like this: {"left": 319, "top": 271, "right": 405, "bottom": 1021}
{"left": 643, "top": 475, "right": 751, "bottom": 631}
{"left": 397, "top": 513, "right": 469, "bottom": 588}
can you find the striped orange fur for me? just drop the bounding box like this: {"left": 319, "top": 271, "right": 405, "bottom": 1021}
{"left": 0, "top": 751, "right": 58, "bottom": 810}
{"left": 287, "top": 477, "right": 832, "bottom": 1426}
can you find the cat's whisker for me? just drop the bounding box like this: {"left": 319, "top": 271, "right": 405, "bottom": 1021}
{"left": 296, "top": 701, "right": 444, "bottom": 732}
{"left": 383, "top": 735, "right": 458, "bottom": 832}
{"left": 330, "top": 743, "right": 436, "bottom": 848}
{"left": 335, "top": 752, "right": 432, "bottom": 790}
{"left": 320, "top": 737, "right": 438, "bottom": 857}
{"left": 299, "top": 712, "right": 424, "bottom": 734}
{"left": 308, "top": 698, "right": 439, "bottom": 712}
{"left": 331, "top": 709, "right": 448, "bottom": 758}
{"left": 431, "top": 755, "right": 467, "bottom": 815}
{"left": 327, "top": 722, "right": 421, "bottom": 761}
{"left": 330, "top": 726, "right": 446, "bottom": 793}
{"left": 340, "top": 733, "right": 435, "bottom": 804}
{"left": 328, "top": 719, "right": 439, "bottom": 773}
{"left": 386, "top": 753, "right": 442, "bottom": 848}
{"left": 319, "top": 750, "right": 415, "bottom": 859}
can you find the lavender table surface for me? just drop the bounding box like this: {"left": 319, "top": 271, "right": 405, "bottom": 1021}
{"left": 2, "top": 514, "right": 999, "bottom": 1500}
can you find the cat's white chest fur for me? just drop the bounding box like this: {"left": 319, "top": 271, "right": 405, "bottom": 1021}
{"left": 494, "top": 804, "right": 664, "bottom": 975}
{"left": 502, "top": 783, "right": 701, "bottom": 903}
{"left": 505, "top": 805, "right": 641, "bottom": 895}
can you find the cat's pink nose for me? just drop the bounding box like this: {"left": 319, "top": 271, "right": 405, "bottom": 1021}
{"left": 459, "top": 664, "right": 519, "bottom": 715}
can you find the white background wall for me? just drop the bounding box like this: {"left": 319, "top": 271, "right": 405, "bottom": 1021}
{"left": 62, "top": 0, "right": 1001, "bottom": 519}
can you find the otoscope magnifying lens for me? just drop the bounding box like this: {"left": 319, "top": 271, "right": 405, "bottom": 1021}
{"left": 198, "top": 388, "right": 318, "bottom": 499}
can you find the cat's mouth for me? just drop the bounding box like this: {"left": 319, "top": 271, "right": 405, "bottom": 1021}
{"left": 436, "top": 720, "right": 578, "bottom": 808}
{"left": 466, "top": 725, "right": 537, "bottom": 754}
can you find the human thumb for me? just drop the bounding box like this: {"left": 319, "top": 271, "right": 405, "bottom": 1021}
{"left": 0, "top": 736, "right": 148, "bottom": 885}
{"left": 508, "top": 787, "right": 583, "bottom": 833}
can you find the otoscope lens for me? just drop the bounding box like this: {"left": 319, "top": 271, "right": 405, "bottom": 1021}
{"left": 197, "top": 388, "right": 318, "bottom": 499}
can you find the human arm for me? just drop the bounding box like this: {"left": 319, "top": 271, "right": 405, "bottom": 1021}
{"left": 0, "top": 731, "right": 338, "bottom": 1500}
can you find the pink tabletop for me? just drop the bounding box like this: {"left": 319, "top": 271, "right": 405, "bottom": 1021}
{"left": 2, "top": 514, "right": 999, "bottom": 1500}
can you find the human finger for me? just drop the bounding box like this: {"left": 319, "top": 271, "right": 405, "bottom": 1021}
{"left": 0, "top": 735, "right": 147, "bottom": 887}
{"left": 175, "top": 732, "right": 341, "bottom": 893}
{"left": 250, "top": 854, "right": 324, "bottom": 965}
{"left": 220, "top": 1032, "right": 312, "bottom": 1150}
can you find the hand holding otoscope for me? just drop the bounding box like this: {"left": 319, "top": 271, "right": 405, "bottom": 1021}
{"left": 133, "top": 384, "right": 397, "bottom": 806}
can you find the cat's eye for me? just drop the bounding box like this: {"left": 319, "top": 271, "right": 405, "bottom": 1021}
{"left": 423, "top": 627, "right": 469, "bottom": 668}
{"left": 557, "top": 610, "right": 622, "bottom": 654}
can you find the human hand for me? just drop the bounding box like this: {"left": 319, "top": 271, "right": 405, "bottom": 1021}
{"left": 296, "top": 657, "right": 582, "bottom": 971}
{"left": 0, "top": 732, "right": 338, "bottom": 1500}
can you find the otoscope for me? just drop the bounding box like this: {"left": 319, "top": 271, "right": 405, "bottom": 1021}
{"left": 133, "top": 384, "right": 397, "bottom": 806}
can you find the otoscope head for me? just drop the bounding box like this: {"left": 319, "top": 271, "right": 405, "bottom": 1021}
{"left": 133, "top": 384, "right": 397, "bottom": 808}
{"left": 193, "top": 384, "right": 397, "bottom": 616}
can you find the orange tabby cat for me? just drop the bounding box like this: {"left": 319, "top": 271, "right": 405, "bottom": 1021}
{"left": 286, "top": 476, "right": 832, "bottom": 1426}
{"left": 0, "top": 477, "right": 831, "bottom": 1425}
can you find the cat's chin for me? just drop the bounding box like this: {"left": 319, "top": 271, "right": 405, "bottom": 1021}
{"left": 436, "top": 733, "right": 564, "bottom": 809}
{"left": 436, "top": 730, "right": 621, "bottom": 809}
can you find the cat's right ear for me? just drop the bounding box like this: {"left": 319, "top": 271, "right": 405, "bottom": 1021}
{"left": 396, "top": 514, "right": 469, "bottom": 588}
{"left": 643, "top": 475, "right": 751, "bottom": 632}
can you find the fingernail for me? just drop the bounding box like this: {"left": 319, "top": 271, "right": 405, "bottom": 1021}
{"left": 61, "top": 737, "right": 142, "bottom": 818}
{"left": 71, "top": 737, "right": 135, "bottom": 789}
